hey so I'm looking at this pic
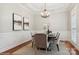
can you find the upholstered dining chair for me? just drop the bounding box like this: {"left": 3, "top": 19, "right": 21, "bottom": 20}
{"left": 33, "top": 33, "right": 50, "bottom": 51}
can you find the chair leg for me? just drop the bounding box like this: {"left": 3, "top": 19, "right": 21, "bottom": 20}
{"left": 46, "top": 48, "right": 47, "bottom": 53}
{"left": 56, "top": 44, "right": 59, "bottom": 51}
{"left": 32, "top": 42, "right": 33, "bottom": 48}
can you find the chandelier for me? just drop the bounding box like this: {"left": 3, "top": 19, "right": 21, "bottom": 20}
{"left": 41, "top": 3, "right": 50, "bottom": 18}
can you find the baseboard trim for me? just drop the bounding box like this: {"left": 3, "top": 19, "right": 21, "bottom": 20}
{"left": 0, "top": 40, "right": 32, "bottom": 55}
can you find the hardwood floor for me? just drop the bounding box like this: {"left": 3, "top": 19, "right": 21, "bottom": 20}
{"left": 64, "top": 41, "right": 79, "bottom": 55}
{"left": 12, "top": 41, "right": 70, "bottom": 55}
{"left": 0, "top": 40, "right": 79, "bottom": 55}
{"left": 0, "top": 40, "right": 32, "bottom": 55}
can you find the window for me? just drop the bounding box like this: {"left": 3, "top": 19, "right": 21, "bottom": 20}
{"left": 71, "top": 12, "right": 77, "bottom": 44}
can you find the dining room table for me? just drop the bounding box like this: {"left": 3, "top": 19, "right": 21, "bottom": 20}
{"left": 48, "top": 33, "right": 56, "bottom": 42}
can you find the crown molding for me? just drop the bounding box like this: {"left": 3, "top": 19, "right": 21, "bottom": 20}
{"left": 18, "top": 3, "right": 76, "bottom": 14}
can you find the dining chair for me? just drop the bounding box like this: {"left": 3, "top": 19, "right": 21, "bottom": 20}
{"left": 54, "top": 32, "right": 60, "bottom": 51}
{"left": 33, "top": 33, "right": 50, "bottom": 52}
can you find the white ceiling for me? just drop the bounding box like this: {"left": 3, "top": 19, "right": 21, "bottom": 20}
{"left": 21, "top": 3, "right": 74, "bottom": 12}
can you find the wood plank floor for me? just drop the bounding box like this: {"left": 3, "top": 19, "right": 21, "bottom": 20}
{"left": 0, "top": 40, "right": 79, "bottom": 55}
{"left": 12, "top": 41, "right": 70, "bottom": 55}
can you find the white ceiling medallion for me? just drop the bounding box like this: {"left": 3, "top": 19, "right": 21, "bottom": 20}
{"left": 41, "top": 3, "right": 50, "bottom": 18}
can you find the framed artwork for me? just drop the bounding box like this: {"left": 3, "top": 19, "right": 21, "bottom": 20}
{"left": 23, "top": 17, "right": 29, "bottom": 30}
{"left": 13, "top": 13, "right": 23, "bottom": 31}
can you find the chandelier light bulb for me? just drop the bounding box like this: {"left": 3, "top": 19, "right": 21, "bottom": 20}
{"left": 41, "top": 9, "right": 50, "bottom": 18}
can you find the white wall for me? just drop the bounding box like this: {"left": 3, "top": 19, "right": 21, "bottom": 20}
{"left": 0, "top": 4, "right": 34, "bottom": 32}
{"left": 33, "top": 11, "right": 70, "bottom": 40}
{"left": 0, "top": 4, "right": 33, "bottom": 52}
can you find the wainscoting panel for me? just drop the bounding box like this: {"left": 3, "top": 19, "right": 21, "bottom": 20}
{"left": 0, "top": 31, "right": 32, "bottom": 53}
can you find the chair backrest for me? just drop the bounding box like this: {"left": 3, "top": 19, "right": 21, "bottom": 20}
{"left": 54, "top": 32, "right": 60, "bottom": 44}
{"left": 33, "top": 33, "right": 47, "bottom": 48}
{"left": 56, "top": 32, "right": 60, "bottom": 40}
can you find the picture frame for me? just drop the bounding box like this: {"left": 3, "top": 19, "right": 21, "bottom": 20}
{"left": 23, "top": 17, "right": 29, "bottom": 30}
{"left": 13, "top": 13, "right": 23, "bottom": 31}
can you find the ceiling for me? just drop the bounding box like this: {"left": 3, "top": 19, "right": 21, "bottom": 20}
{"left": 21, "top": 3, "right": 74, "bottom": 12}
